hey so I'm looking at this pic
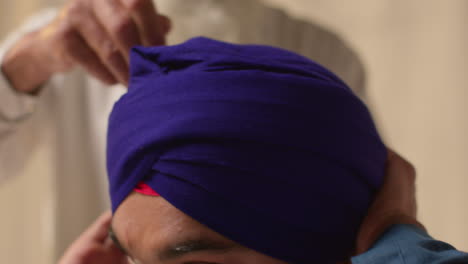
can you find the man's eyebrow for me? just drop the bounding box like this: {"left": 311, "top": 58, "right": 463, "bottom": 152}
{"left": 108, "top": 225, "right": 129, "bottom": 255}
{"left": 159, "top": 238, "right": 238, "bottom": 261}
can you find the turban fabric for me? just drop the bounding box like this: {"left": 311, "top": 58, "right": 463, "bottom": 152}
{"left": 107, "top": 37, "right": 387, "bottom": 264}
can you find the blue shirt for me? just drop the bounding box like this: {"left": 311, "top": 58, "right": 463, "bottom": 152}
{"left": 352, "top": 225, "right": 468, "bottom": 263}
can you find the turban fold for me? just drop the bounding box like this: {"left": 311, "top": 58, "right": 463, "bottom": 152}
{"left": 107, "top": 37, "right": 387, "bottom": 264}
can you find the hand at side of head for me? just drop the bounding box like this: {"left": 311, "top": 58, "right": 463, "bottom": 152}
{"left": 2, "top": 0, "right": 171, "bottom": 94}
{"left": 355, "top": 149, "right": 425, "bottom": 255}
{"left": 58, "top": 211, "right": 129, "bottom": 264}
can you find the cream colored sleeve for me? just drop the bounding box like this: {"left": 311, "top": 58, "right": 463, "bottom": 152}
{"left": 0, "top": 67, "right": 37, "bottom": 132}
{"left": 0, "top": 9, "right": 58, "bottom": 182}
{"left": 0, "top": 8, "right": 57, "bottom": 131}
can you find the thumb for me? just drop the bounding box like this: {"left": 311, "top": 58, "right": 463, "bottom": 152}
{"left": 82, "top": 211, "right": 113, "bottom": 243}
{"left": 354, "top": 149, "right": 423, "bottom": 255}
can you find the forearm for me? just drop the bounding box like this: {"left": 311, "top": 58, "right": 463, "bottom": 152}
{"left": 0, "top": 8, "right": 58, "bottom": 94}
{"left": 1, "top": 30, "right": 53, "bottom": 94}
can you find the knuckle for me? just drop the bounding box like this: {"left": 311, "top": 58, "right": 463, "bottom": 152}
{"left": 102, "top": 43, "right": 120, "bottom": 62}
{"left": 61, "top": 22, "right": 76, "bottom": 38}
{"left": 387, "top": 150, "right": 417, "bottom": 181}
{"left": 61, "top": 40, "right": 78, "bottom": 59}
{"left": 106, "top": 50, "right": 121, "bottom": 64}
{"left": 396, "top": 155, "right": 416, "bottom": 179}
{"left": 55, "top": 19, "right": 72, "bottom": 37}
{"left": 404, "top": 161, "right": 416, "bottom": 179}
{"left": 110, "top": 14, "right": 134, "bottom": 37}
{"left": 57, "top": 26, "right": 77, "bottom": 50}
{"left": 58, "top": 39, "right": 79, "bottom": 62}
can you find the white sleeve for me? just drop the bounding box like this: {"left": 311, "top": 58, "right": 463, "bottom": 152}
{"left": 0, "top": 8, "right": 58, "bottom": 182}
{"left": 0, "top": 8, "right": 57, "bottom": 132}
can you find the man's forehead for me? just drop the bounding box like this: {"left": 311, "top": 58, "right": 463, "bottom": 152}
{"left": 111, "top": 192, "right": 240, "bottom": 259}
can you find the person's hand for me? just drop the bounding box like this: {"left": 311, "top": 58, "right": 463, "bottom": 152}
{"left": 2, "top": 0, "right": 171, "bottom": 94}
{"left": 354, "top": 149, "right": 425, "bottom": 255}
{"left": 58, "top": 211, "right": 129, "bottom": 264}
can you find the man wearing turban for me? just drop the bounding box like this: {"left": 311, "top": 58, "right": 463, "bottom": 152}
{"left": 108, "top": 37, "right": 387, "bottom": 263}
{"left": 58, "top": 38, "right": 468, "bottom": 264}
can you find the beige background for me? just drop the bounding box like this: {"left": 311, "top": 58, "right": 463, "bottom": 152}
{"left": 1, "top": 0, "right": 467, "bottom": 263}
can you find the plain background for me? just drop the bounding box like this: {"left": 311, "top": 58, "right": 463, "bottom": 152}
{"left": 1, "top": 0, "right": 467, "bottom": 263}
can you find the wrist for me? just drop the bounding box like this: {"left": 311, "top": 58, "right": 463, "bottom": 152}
{"left": 355, "top": 212, "right": 424, "bottom": 255}
{"left": 372, "top": 213, "right": 425, "bottom": 236}
{"left": 1, "top": 31, "right": 54, "bottom": 94}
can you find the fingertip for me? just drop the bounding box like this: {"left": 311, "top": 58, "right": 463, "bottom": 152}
{"left": 386, "top": 148, "right": 397, "bottom": 160}
{"left": 92, "top": 211, "right": 113, "bottom": 235}
{"left": 102, "top": 210, "right": 113, "bottom": 218}
{"left": 97, "top": 210, "right": 113, "bottom": 225}
{"left": 159, "top": 15, "right": 172, "bottom": 35}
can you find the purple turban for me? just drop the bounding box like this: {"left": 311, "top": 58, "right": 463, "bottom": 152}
{"left": 107, "top": 37, "right": 387, "bottom": 264}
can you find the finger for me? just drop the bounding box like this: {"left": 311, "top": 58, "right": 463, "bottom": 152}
{"left": 387, "top": 150, "right": 416, "bottom": 182}
{"left": 387, "top": 151, "right": 418, "bottom": 216}
{"left": 120, "top": 0, "right": 166, "bottom": 46}
{"left": 68, "top": 5, "right": 129, "bottom": 84}
{"left": 386, "top": 148, "right": 396, "bottom": 158}
{"left": 355, "top": 149, "right": 419, "bottom": 255}
{"left": 92, "top": 0, "right": 142, "bottom": 64}
{"left": 83, "top": 211, "right": 113, "bottom": 243}
{"left": 101, "top": 237, "right": 132, "bottom": 264}
{"left": 158, "top": 14, "right": 172, "bottom": 35}
{"left": 61, "top": 29, "right": 117, "bottom": 85}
